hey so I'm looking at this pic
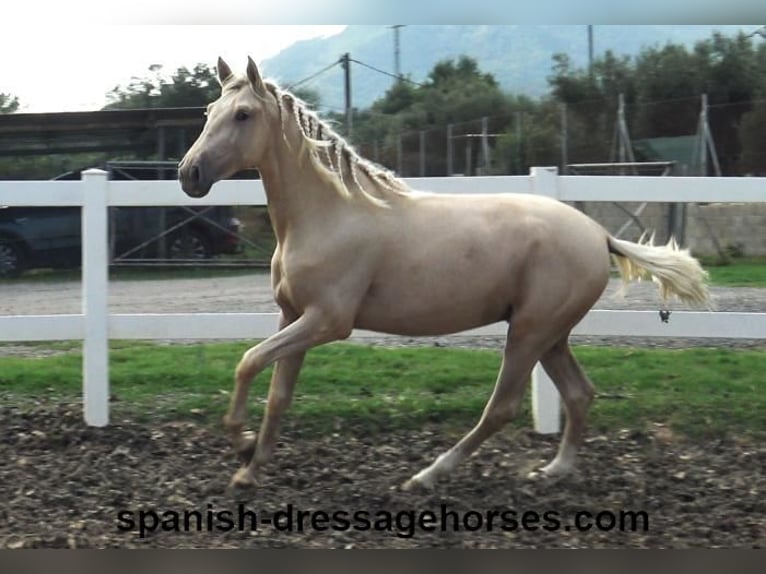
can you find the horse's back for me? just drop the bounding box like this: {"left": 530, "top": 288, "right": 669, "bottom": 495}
{"left": 353, "top": 191, "right": 611, "bottom": 336}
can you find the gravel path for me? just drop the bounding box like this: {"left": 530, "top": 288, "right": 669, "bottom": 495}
{"left": 0, "top": 274, "right": 763, "bottom": 352}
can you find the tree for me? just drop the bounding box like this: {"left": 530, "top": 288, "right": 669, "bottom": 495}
{"left": 1, "top": 93, "right": 20, "bottom": 114}
{"left": 348, "top": 56, "right": 514, "bottom": 175}
{"left": 738, "top": 41, "right": 766, "bottom": 174}
{"left": 104, "top": 63, "right": 220, "bottom": 109}
{"left": 291, "top": 87, "right": 321, "bottom": 109}
{"left": 548, "top": 32, "right": 766, "bottom": 172}
{"left": 494, "top": 96, "right": 561, "bottom": 175}
{"left": 738, "top": 102, "right": 766, "bottom": 174}
{"left": 547, "top": 51, "right": 637, "bottom": 164}
{"left": 101, "top": 63, "right": 225, "bottom": 162}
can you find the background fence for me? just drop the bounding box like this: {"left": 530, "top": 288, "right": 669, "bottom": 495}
{"left": 0, "top": 167, "right": 764, "bottom": 434}
{"left": 355, "top": 96, "right": 766, "bottom": 179}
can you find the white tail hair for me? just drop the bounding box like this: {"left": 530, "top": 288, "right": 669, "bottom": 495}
{"left": 607, "top": 233, "right": 711, "bottom": 308}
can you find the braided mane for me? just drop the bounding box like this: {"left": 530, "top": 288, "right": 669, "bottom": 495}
{"left": 264, "top": 81, "right": 411, "bottom": 205}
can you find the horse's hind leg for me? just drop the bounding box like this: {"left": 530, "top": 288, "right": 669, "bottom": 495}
{"left": 532, "top": 337, "right": 595, "bottom": 478}
{"left": 402, "top": 323, "right": 544, "bottom": 491}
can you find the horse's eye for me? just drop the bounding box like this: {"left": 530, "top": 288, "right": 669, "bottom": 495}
{"left": 235, "top": 110, "right": 250, "bottom": 122}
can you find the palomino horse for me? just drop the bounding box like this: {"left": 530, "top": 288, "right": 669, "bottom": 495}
{"left": 178, "top": 57, "right": 710, "bottom": 491}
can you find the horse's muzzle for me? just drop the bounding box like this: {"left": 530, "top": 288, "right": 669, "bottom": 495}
{"left": 178, "top": 161, "right": 212, "bottom": 198}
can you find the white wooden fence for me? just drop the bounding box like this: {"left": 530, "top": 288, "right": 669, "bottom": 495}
{"left": 0, "top": 167, "right": 764, "bottom": 432}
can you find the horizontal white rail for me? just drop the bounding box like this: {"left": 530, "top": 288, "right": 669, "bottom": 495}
{"left": 0, "top": 181, "right": 83, "bottom": 206}
{"left": 558, "top": 175, "right": 766, "bottom": 203}
{"left": 0, "top": 167, "right": 763, "bottom": 433}
{"left": 107, "top": 180, "right": 268, "bottom": 206}
{"left": 1, "top": 170, "right": 764, "bottom": 207}
{"left": 2, "top": 311, "right": 763, "bottom": 343}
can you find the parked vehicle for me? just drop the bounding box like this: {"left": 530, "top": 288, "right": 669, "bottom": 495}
{"left": 0, "top": 205, "right": 80, "bottom": 277}
{"left": 0, "top": 162, "right": 242, "bottom": 277}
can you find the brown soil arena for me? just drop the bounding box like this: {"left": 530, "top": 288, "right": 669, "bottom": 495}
{"left": 0, "top": 276, "right": 764, "bottom": 547}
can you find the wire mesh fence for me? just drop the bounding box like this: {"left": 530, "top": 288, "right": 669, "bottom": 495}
{"left": 354, "top": 95, "right": 766, "bottom": 178}
{"left": 99, "top": 163, "right": 276, "bottom": 268}
{"left": 4, "top": 94, "right": 765, "bottom": 275}
{"left": 350, "top": 95, "right": 766, "bottom": 261}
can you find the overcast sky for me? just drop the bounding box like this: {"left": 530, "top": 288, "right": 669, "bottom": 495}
{"left": 4, "top": 2, "right": 766, "bottom": 114}
{"left": 0, "top": 25, "right": 346, "bottom": 113}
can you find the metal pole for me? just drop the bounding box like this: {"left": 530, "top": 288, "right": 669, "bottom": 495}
{"left": 341, "top": 53, "right": 352, "bottom": 137}
{"left": 447, "top": 124, "right": 453, "bottom": 175}
{"left": 701, "top": 93, "right": 721, "bottom": 176}
{"left": 588, "top": 25, "right": 594, "bottom": 76}
{"left": 480, "top": 117, "right": 490, "bottom": 173}
{"left": 618, "top": 94, "right": 626, "bottom": 164}
{"left": 156, "top": 126, "right": 167, "bottom": 260}
{"left": 699, "top": 94, "right": 708, "bottom": 177}
{"left": 177, "top": 128, "right": 187, "bottom": 159}
{"left": 516, "top": 111, "right": 523, "bottom": 174}
{"left": 560, "top": 103, "right": 569, "bottom": 173}
{"left": 391, "top": 25, "right": 405, "bottom": 82}
{"left": 466, "top": 137, "right": 472, "bottom": 177}
{"left": 616, "top": 93, "right": 635, "bottom": 169}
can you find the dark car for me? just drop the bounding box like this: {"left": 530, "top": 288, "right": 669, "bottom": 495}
{"left": 0, "top": 162, "right": 243, "bottom": 277}
{"left": 0, "top": 205, "right": 81, "bottom": 276}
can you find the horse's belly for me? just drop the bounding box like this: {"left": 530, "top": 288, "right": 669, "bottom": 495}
{"left": 354, "top": 280, "right": 511, "bottom": 336}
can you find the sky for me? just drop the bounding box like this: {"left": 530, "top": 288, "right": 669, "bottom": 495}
{"left": 3, "top": 0, "right": 766, "bottom": 114}
{"left": 0, "top": 25, "right": 346, "bottom": 113}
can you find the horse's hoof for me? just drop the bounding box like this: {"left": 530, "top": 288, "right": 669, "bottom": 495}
{"left": 526, "top": 466, "right": 567, "bottom": 483}
{"left": 229, "top": 466, "right": 259, "bottom": 491}
{"left": 234, "top": 431, "right": 256, "bottom": 463}
{"left": 526, "top": 468, "right": 549, "bottom": 481}
{"left": 401, "top": 476, "right": 434, "bottom": 492}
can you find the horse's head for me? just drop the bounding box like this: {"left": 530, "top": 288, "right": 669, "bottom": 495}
{"left": 179, "top": 57, "right": 274, "bottom": 198}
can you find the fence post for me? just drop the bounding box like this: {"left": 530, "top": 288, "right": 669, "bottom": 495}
{"left": 82, "top": 169, "right": 110, "bottom": 426}
{"left": 529, "top": 166, "right": 562, "bottom": 434}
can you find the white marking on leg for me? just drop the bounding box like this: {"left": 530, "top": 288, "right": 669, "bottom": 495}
{"left": 404, "top": 449, "right": 462, "bottom": 490}
{"left": 539, "top": 440, "right": 578, "bottom": 476}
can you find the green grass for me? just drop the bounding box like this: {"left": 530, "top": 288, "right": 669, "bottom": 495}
{"left": 0, "top": 342, "right": 763, "bottom": 438}
{"left": 703, "top": 258, "right": 766, "bottom": 287}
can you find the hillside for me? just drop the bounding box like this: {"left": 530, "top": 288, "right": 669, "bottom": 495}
{"left": 261, "top": 25, "right": 753, "bottom": 112}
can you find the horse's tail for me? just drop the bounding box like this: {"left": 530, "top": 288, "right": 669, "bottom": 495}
{"left": 606, "top": 233, "right": 711, "bottom": 308}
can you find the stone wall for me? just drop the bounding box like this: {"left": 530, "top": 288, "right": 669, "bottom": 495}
{"left": 574, "top": 201, "right": 766, "bottom": 257}
{"left": 684, "top": 203, "right": 766, "bottom": 258}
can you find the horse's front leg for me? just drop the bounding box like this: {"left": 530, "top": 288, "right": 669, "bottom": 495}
{"left": 225, "top": 313, "right": 303, "bottom": 464}
{"left": 224, "top": 307, "right": 349, "bottom": 489}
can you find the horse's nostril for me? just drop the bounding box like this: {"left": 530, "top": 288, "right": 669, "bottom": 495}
{"left": 190, "top": 165, "right": 201, "bottom": 183}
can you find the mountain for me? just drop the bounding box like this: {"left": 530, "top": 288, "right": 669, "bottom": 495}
{"left": 260, "top": 25, "right": 754, "bottom": 112}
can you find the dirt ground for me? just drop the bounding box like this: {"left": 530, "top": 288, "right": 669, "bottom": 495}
{"left": 1, "top": 276, "right": 764, "bottom": 548}
{"left": 0, "top": 401, "right": 763, "bottom": 549}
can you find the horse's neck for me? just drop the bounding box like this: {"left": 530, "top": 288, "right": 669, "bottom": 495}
{"left": 258, "top": 141, "right": 345, "bottom": 244}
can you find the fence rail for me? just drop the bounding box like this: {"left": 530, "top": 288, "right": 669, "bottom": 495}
{"left": 1, "top": 167, "right": 764, "bottom": 433}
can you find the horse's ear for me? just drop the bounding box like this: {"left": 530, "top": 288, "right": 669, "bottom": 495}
{"left": 217, "top": 57, "right": 233, "bottom": 86}
{"left": 246, "top": 56, "right": 267, "bottom": 97}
